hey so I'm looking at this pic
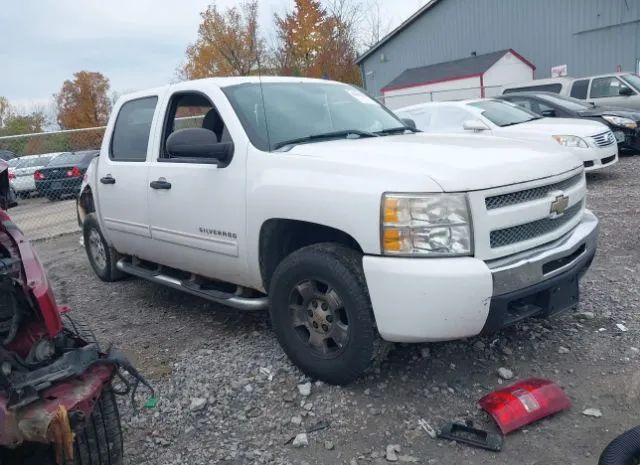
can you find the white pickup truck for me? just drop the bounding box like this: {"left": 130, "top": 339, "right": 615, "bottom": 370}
{"left": 78, "top": 77, "right": 598, "bottom": 384}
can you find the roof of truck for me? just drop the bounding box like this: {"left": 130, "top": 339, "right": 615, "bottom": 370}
{"left": 122, "top": 76, "right": 344, "bottom": 100}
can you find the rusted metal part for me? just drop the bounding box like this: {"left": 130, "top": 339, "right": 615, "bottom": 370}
{"left": 0, "top": 364, "right": 113, "bottom": 449}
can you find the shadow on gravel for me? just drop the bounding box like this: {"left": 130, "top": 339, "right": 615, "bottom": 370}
{"left": 586, "top": 170, "right": 620, "bottom": 185}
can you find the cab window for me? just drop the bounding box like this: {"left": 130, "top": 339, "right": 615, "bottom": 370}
{"left": 110, "top": 97, "right": 158, "bottom": 162}
{"left": 160, "top": 92, "right": 233, "bottom": 162}
{"left": 590, "top": 77, "right": 633, "bottom": 98}
{"left": 570, "top": 79, "right": 589, "bottom": 99}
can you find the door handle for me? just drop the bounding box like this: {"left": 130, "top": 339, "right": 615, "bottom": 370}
{"left": 100, "top": 175, "right": 116, "bottom": 185}
{"left": 150, "top": 179, "right": 172, "bottom": 190}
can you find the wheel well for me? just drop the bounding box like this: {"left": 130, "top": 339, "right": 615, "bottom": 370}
{"left": 259, "top": 219, "right": 363, "bottom": 290}
{"left": 77, "top": 186, "right": 95, "bottom": 224}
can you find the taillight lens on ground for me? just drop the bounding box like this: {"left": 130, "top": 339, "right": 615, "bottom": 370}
{"left": 34, "top": 170, "right": 45, "bottom": 181}
{"left": 67, "top": 166, "right": 82, "bottom": 178}
{"left": 478, "top": 378, "right": 571, "bottom": 434}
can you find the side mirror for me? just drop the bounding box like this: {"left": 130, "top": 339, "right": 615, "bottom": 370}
{"left": 166, "top": 128, "right": 233, "bottom": 164}
{"left": 401, "top": 118, "right": 417, "bottom": 130}
{"left": 462, "top": 119, "right": 490, "bottom": 132}
{"left": 619, "top": 86, "right": 634, "bottom": 96}
{"left": 541, "top": 109, "right": 556, "bottom": 117}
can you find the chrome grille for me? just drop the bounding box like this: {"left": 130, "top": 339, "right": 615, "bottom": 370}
{"left": 485, "top": 173, "right": 583, "bottom": 210}
{"left": 591, "top": 130, "right": 616, "bottom": 148}
{"left": 490, "top": 201, "right": 583, "bottom": 248}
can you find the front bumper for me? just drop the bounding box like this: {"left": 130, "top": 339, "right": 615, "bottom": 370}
{"left": 579, "top": 145, "right": 618, "bottom": 172}
{"left": 363, "top": 210, "right": 598, "bottom": 343}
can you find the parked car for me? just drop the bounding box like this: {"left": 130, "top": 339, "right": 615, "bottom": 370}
{"left": 9, "top": 153, "right": 60, "bottom": 198}
{"left": 77, "top": 77, "right": 597, "bottom": 385}
{"left": 35, "top": 150, "right": 98, "bottom": 201}
{"left": 0, "top": 159, "right": 145, "bottom": 464}
{"left": 497, "top": 92, "right": 640, "bottom": 153}
{"left": 396, "top": 99, "right": 618, "bottom": 171}
{"left": 0, "top": 150, "right": 16, "bottom": 161}
{"left": 502, "top": 73, "right": 640, "bottom": 110}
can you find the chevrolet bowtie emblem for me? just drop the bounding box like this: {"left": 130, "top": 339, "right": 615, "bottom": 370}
{"left": 550, "top": 194, "right": 570, "bottom": 217}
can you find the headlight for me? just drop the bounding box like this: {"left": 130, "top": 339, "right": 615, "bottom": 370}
{"left": 552, "top": 135, "right": 589, "bottom": 148}
{"left": 382, "top": 193, "right": 472, "bottom": 256}
{"left": 601, "top": 115, "right": 637, "bottom": 129}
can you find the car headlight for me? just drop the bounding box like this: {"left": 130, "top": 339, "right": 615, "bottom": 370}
{"left": 381, "top": 193, "right": 472, "bottom": 256}
{"left": 552, "top": 135, "right": 589, "bottom": 148}
{"left": 601, "top": 115, "right": 637, "bottom": 129}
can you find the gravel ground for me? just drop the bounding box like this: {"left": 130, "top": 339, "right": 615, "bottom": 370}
{"left": 10, "top": 196, "right": 78, "bottom": 240}
{"left": 32, "top": 156, "right": 640, "bottom": 465}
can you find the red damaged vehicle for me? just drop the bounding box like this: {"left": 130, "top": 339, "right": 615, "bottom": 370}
{"left": 0, "top": 160, "right": 148, "bottom": 464}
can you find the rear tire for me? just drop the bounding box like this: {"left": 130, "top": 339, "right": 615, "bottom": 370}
{"left": 269, "top": 243, "right": 379, "bottom": 385}
{"left": 83, "top": 213, "right": 125, "bottom": 282}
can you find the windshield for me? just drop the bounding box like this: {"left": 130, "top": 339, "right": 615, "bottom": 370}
{"left": 539, "top": 94, "right": 591, "bottom": 111}
{"left": 469, "top": 100, "right": 540, "bottom": 127}
{"left": 621, "top": 74, "right": 640, "bottom": 92}
{"left": 222, "top": 82, "right": 404, "bottom": 151}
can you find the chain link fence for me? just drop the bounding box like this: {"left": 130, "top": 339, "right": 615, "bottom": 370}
{"left": 0, "top": 127, "right": 105, "bottom": 241}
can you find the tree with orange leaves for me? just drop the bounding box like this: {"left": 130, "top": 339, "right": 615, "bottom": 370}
{"left": 275, "top": 0, "right": 361, "bottom": 85}
{"left": 55, "top": 71, "right": 111, "bottom": 130}
{"left": 180, "top": 1, "right": 265, "bottom": 79}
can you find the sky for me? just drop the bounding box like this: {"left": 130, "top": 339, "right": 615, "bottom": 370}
{"left": 1, "top": 0, "right": 426, "bottom": 111}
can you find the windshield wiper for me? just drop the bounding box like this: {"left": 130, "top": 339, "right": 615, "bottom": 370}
{"left": 375, "top": 126, "right": 420, "bottom": 135}
{"left": 500, "top": 117, "right": 540, "bottom": 127}
{"left": 274, "top": 130, "right": 378, "bottom": 150}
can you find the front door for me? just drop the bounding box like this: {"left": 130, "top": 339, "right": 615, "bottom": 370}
{"left": 96, "top": 96, "right": 159, "bottom": 258}
{"left": 146, "top": 89, "right": 247, "bottom": 284}
{"left": 588, "top": 76, "right": 639, "bottom": 109}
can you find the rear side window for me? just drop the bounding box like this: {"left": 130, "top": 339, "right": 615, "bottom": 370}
{"left": 110, "top": 97, "right": 158, "bottom": 161}
{"left": 504, "top": 84, "right": 563, "bottom": 94}
{"left": 570, "top": 80, "right": 589, "bottom": 99}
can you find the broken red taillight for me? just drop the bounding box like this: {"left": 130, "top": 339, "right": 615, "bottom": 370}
{"left": 478, "top": 378, "right": 571, "bottom": 434}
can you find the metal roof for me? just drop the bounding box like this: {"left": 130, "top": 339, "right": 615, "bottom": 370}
{"left": 356, "top": 0, "right": 445, "bottom": 64}
{"left": 382, "top": 49, "right": 519, "bottom": 91}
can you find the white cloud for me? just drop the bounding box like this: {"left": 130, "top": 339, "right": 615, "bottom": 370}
{"left": 1, "top": 0, "right": 427, "bottom": 109}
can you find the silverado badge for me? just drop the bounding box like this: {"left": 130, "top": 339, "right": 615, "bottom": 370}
{"left": 549, "top": 193, "right": 569, "bottom": 217}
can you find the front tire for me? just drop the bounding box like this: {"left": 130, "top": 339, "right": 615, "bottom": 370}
{"left": 269, "top": 243, "right": 379, "bottom": 385}
{"left": 73, "top": 389, "right": 124, "bottom": 465}
{"left": 83, "top": 213, "right": 125, "bottom": 282}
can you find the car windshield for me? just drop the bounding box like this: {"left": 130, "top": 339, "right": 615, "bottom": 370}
{"left": 620, "top": 74, "right": 640, "bottom": 92}
{"left": 222, "top": 82, "right": 406, "bottom": 151}
{"left": 469, "top": 100, "right": 541, "bottom": 127}
{"left": 19, "top": 156, "right": 53, "bottom": 169}
{"left": 539, "top": 94, "right": 592, "bottom": 111}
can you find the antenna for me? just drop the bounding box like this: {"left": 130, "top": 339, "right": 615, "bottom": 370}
{"left": 255, "top": 50, "right": 272, "bottom": 151}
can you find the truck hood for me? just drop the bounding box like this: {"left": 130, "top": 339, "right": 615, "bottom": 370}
{"left": 286, "top": 133, "right": 581, "bottom": 192}
{"left": 500, "top": 117, "right": 609, "bottom": 138}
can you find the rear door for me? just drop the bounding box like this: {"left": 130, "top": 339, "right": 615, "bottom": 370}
{"left": 96, "top": 95, "right": 161, "bottom": 258}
